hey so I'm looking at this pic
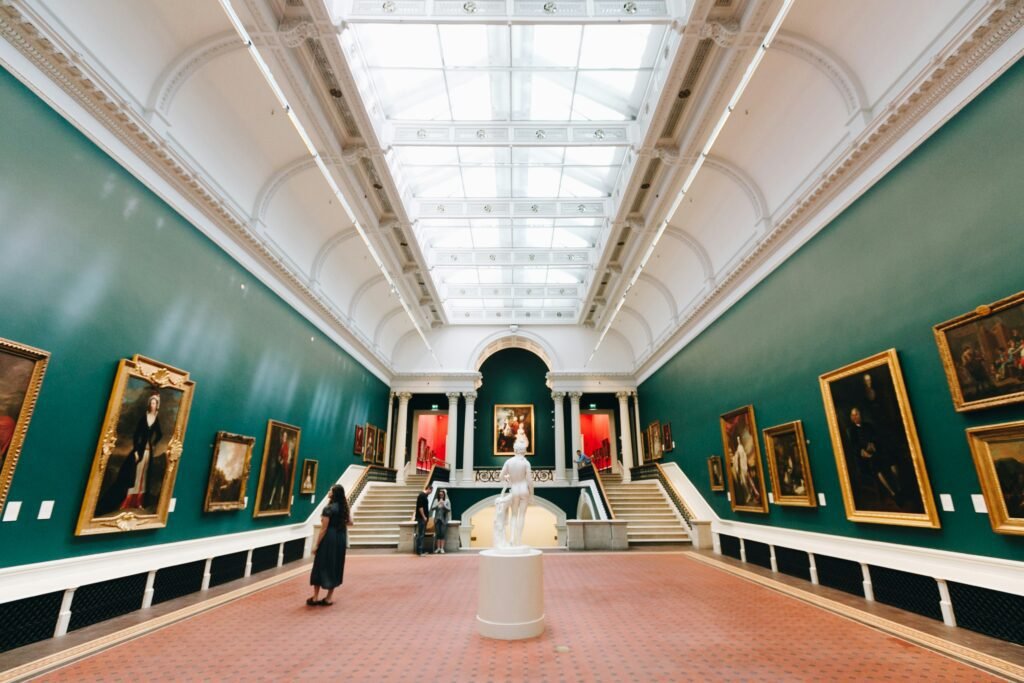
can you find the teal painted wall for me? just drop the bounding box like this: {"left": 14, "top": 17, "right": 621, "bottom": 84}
{"left": 0, "top": 67, "right": 388, "bottom": 567}
{"left": 638, "top": 61, "right": 1024, "bottom": 561}
{"left": 475, "top": 349, "right": 555, "bottom": 469}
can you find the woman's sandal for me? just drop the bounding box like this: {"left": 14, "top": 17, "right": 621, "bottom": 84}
{"left": 306, "top": 598, "right": 318, "bottom": 606}
{"left": 317, "top": 599, "right": 333, "bottom": 606}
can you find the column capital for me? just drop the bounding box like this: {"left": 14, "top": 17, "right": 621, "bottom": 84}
{"left": 568, "top": 391, "right": 583, "bottom": 401}
{"left": 446, "top": 392, "right": 461, "bottom": 401}
{"left": 551, "top": 391, "right": 565, "bottom": 400}
{"left": 397, "top": 391, "right": 413, "bottom": 401}
{"left": 463, "top": 391, "right": 477, "bottom": 402}
{"left": 615, "top": 391, "right": 631, "bottom": 400}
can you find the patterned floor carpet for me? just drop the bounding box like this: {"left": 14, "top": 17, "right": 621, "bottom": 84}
{"left": 35, "top": 552, "right": 1001, "bottom": 682}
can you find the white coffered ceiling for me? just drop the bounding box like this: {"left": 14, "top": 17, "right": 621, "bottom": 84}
{"left": 1, "top": 0, "right": 1018, "bottom": 377}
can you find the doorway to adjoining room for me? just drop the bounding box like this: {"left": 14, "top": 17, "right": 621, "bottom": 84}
{"left": 580, "top": 410, "right": 617, "bottom": 472}
{"left": 412, "top": 411, "right": 448, "bottom": 472}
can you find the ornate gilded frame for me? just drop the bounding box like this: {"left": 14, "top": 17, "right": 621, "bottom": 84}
{"left": 966, "top": 420, "right": 1024, "bottom": 536}
{"left": 76, "top": 355, "right": 195, "bottom": 535}
{"left": 934, "top": 290, "right": 1024, "bottom": 412}
{"left": 353, "top": 423, "right": 364, "bottom": 455}
{"left": 493, "top": 404, "right": 534, "bottom": 455}
{"left": 299, "top": 459, "right": 319, "bottom": 495}
{"left": 763, "top": 421, "right": 816, "bottom": 507}
{"left": 253, "top": 419, "right": 301, "bottom": 518}
{"left": 647, "top": 420, "right": 664, "bottom": 460}
{"left": 662, "top": 422, "right": 674, "bottom": 453}
{"left": 0, "top": 338, "right": 50, "bottom": 516}
{"left": 364, "top": 424, "right": 377, "bottom": 464}
{"left": 819, "top": 349, "right": 940, "bottom": 528}
{"left": 720, "top": 405, "right": 769, "bottom": 513}
{"left": 203, "top": 431, "right": 254, "bottom": 512}
{"left": 707, "top": 455, "right": 725, "bottom": 491}
{"left": 375, "top": 427, "right": 386, "bottom": 465}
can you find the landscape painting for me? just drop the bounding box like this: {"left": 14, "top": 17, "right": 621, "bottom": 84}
{"left": 204, "top": 432, "right": 254, "bottom": 512}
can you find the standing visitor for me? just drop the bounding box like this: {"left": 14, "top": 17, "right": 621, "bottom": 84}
{"left": 431, "top": 488, "right": 451, "bottom": 554}
{"left": 308, "top": 484, "right": 351, "bottom": 607}
{"left": 415, "top": 482, "right": 431, "bottom": 556}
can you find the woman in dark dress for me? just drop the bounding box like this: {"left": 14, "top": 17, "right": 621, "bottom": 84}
{"left": 308, "top": 484, "right": 351, "bottom": 606}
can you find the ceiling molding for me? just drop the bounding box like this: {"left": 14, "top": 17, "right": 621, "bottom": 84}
{"left": 373, "top": 305, "right": 407, "bottom": 347}
{"left": 663, "top": 225, "right": 715, "bottom": 284}
{"left": 310, "top": 227, "right": 359, "bottom": 284}
{"left": 703, "top": 155, "right": 771, "bottom": 229}
{"left": 619, "top": 305, "right": 654, "bottom": 350}
{"left": 348, "top": 272, "right": 387, "bottom": 318}
{"left": 637, "top": 272, "right": 678, "bottom": 318}
{"left": 773, "top": 29, "right": 870, "bottom": 121}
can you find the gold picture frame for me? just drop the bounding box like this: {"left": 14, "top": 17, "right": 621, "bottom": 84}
{"left": 647, "top": 420, "right": 664, "bottom": 460}
{"left": 494, "top": 404, "right": 534, "bottom": 455}
{"left": 934, "top": 290, "right": 1024, "bottom": 412}
{"left": 966, "top": 420, "right": 1024, "bottom": 536}
{"left": 76, "top": 355, "right": 195, "bottom": 536}
{"left": 708, "top": 455, "right": 725, "bottom": 491}
{"left": 375, "top": 427, "right": 386, "bottom": 465}
{"left": 720, "top": 405, "right": 769, "bottom": 513}
{"left": 0, "top": 338, "right": 50, "bottom": 516}
{"left": 299, "top": 459, "right": 319, "bottom": 495}
{"left": 364, "top": 424, "right": 377, "bottom": 465}
{"left": 820, "top": 349, "right": 939, "bottom": 528}
{"left": 253, "top": 420, "right": 301, "bottom": 518}
{"left": 763, "top": 421, "right": 816, "bottom": 507}
{"left": 203, "top": 432, "right": 254, "bottom": 512}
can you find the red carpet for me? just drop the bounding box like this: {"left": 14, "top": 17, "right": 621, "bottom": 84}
{"left": 36, "top": 552, "right": 999, "bottom": 682}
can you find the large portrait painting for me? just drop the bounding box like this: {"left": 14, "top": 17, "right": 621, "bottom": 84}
{"left": 966, "top": 421, "right": 1024, "bottom": 536}
{"left": 820, "top": 349, "right": 939, "bottom": 528}
{"left": 364, "top": 424, "right": 377, "bottom": 465}
{"left": 707, "top": 455, "right": 725, "bottom": 491}
{"left": 203, "top": 432, "right": 254, "bottom": 512}
{"left": 76, "top": 356, "right": 195, "bottom": 535}
{"left": 0, "top": 338, "right": 50, "bottom": 516}
{"left": 300, "top": 459, "right": 318, "bottom": 495}
{"left": 494, "top": 404, "right": 534, "bottom": 455}
{"left": 253, "top": 420, "right": 301, "bottom": 518}
{"left": 647, "top": 420, "right": 664, "bottom": 460}
{"left": 934, "top": 291, "right": 1024, "bottom": 412}
{"left": 763, "top": 421, "right": 816, "bottom": 507}
{"left": 720, "top": 406, "right": 768, "bottom": 513}
{"left": 375, "top": 427, "right": 386, "bottom": 465}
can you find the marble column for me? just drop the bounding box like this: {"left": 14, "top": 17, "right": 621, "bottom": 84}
{"left": 569, "top": 392, "right": 582, "bottom": 481}
{"left": 616, "top": 391, "right": 634, "bottom": 483}
{"left": 394, "top": 392, "right": 412, "bottom": 484}
{"left": 445, "top": 392, "right": 460, "bottom": 480}
{"left": 462, "top": 391, "right": 477, "bottom": 484}
{"left": 552, "top": 391, "right": 566, "bottom": 482}
{"left": 383, "top": 391, "right": 395, "bottom": 469}
{"left": 632, "top": 390, "right": 645, "bottom": 466}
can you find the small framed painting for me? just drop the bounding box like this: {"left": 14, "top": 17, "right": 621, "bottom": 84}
{"left": 647, "top": 420, "right": 663, "bottom": 460}
{"left": 720, "top": 405, "right": 768, "bottom": 513}
{"left": 708, "top": 455, "right": 725, "bottom": 491}
{"left": 204, "top": 431, "right": 254, "bottom": 512}
{"left": 763, "top": 421, "right": 816, "bottom": 507}
{"left": 253, "top": 420, "right": 301, "bottom": 518}
{"left": 662, "top": 422, "right": 674, "bottom": 453}
{"left": 299, "top": 459, "right": 318, "bottom": 495}
{"left": 375, "top": 427, "right": 386, "bottom": 465}
{"left": 353, "top": 424, "right": 364, "bottom": 456}
{"left": 0, "top": 337, "right": 50, "bottom": 517}
{"left": 966, "top": 421, "right": 1024, "bottom": 536}
{"left": 364, "top": 424, "right": 377, "bottom": 464}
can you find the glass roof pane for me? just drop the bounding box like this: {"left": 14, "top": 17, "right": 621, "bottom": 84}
{"left": 442, "top": 269, "right": 479, "bottom": 284}
{"left": 395, "top": 146, "right": 459, "bottom": 165}
{"left": 459, "top": 147, "right": 512, "bottom": 165}
{"left": 512, "top": 147, "right": 565, "bottom": 165}
{"left": 438, "top": 25, "right": 510, "bottom": 67}
{"left": 462, "top": 166, "right": 499, "bottom": 198}
{"left": 511, "top": 26, "right": 582, "bottom": 67}
{"left": 517, "top": 269, "right": 549, "bottom": 284}
{"left": 551, "top": 228, "right": 592, "bottom": 248}
{"left": 478, "top": 269, "right": 509, "bottom": 284}
{"left": 516, "top": 228, "right": 554, "bottom": 248}
{"left": 559, "top": 166, "right": 618, "bottom": 197}
{"left": 370, "top": 69, "right": 450, "bottom": 120}
{"left": 354, "top": 25, "right": 442, "bottom": 68}
{"left": 547, "top": 269, "right": 585, "bottom": 284}
{"left": 511, "top": 72, "right": 574, "bottom": 120}
{"left": 472, "top": 225, "right": 505, "bottom": 248}
{"left": 407, "top": 166, "right": 462, "bottom": 197}
{"left": 578, "top": 25, "right": 664, "bottom": 69}
{"left": 448, "top": 71, "right": 510, "bottom": 120}
{"left": 573, "top": 71, "right": 648, "bottom": 120}
{"left": 562, "top": 147, "right": 625, "bottom": 166}
{"left": 517, "top": 167, "right": 563, "bottom": 197}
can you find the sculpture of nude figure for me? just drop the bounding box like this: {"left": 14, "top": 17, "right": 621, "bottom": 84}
{"left": 497, "top": 425, "right": 534, "bottom": 548}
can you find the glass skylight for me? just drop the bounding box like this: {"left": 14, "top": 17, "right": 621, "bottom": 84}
{"left": 347, "top": 21, "right": 669, "bottom": 322}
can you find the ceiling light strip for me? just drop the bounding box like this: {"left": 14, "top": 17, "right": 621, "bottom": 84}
{"left": 216, "top": 0, "right": 439, "bottom": 366}
{"left": 586, "top": 0, "right": 795, "bottom": 366}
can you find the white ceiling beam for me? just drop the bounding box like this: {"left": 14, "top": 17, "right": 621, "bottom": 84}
{"left": 414, "top": 198, "right": 609, "bottom": 219}
{"left": 338, "top": 0, "right": 676, "bottom": 24}
{"left": 442, "top": 285, "right": 582, "bottom": 298}
{"left": 386, "top": 121, "right": 635, "bottom": 147}
{"left": 430, "top": 249, "right": 593, "bottom": 265}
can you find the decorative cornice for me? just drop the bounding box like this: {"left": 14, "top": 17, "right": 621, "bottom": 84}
{"left": 698, "top": 20, "right": 740, "bottom": 48}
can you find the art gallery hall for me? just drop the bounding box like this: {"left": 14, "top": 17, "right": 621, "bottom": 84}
{"left": 0, "top": 0, "right": 1022, "bottom": 681}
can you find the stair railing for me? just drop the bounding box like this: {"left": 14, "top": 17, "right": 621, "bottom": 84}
{"left": 632, "top": 462, "right": 696, "bottom": 525}
{"left": 347, "top": 465, "right": 396, "bottom": 508}
{"left": 579, "top": 465, "right": 616, "bottom": 520}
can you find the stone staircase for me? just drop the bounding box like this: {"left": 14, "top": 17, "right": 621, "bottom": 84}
{"left": 600, "top": 473, "right": 690, "bottom": 545}
{"left": 349, "top": 473, "right": 427, "bottom": 548}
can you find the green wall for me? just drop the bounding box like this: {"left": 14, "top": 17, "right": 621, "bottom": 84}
{"left": 0, "top": 67, "right": 388, "bottom": 567}
{"left": 639, "top": 60, "right": 1024, "bottom": 561}
{"left": 475, "top": 349, "right": 555, "bottom": 468}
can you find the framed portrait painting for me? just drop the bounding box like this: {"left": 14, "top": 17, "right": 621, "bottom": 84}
{"left": 662, "top": 422, "right": 674, "bottom": 453}
{"left": 820, "top": 349, "right": 939, "bottom": 528}
{"left": 299, "top": 459, "right": 318, "bottom": 495}
{"left": 253, "top": 420, "right": 301, "bottom": 518}
{"left": 0, "top": 338, "right": 50, "bottom": 516}
{"left": 353, "top": 424, "right": 364, "bottom": 456}
{"left": 76, "top": 355, "right": 195, "bottom": 536}
{"left": 708, "top": 455, "right": 725, "bottom": 491}
{"left": 375, "top": 427, "right": 386, "bottom": 465}
{"left": 934, "top": 290, "right": 1024, "bottom": 412}
{"left": 647, "top": 421, "right": 663, "bottom": 460}
{"left": 966, "top": 421, "right": 1024, "bottom": 535}
{"left": 720, "top": 405, "right": 768, "bottom": 513}
{"left": 203, "top": 432, "right": 254, "bottom": 512}
{"left": 763, "top": 421, "right": 816, "bottom": 507}
{"left": 364, "top": 424, "right": 377, "bottom": 465}
{"left": 494, "top": 404, "right": 534, "bottom": 455}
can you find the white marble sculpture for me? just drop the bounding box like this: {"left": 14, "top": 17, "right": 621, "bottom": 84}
{"left": 495, "top": 426, "right": 533, "bottom": 548}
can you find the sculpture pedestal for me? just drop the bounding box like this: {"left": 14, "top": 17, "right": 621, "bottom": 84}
{"left": 477, "top": 548, "right": 545, "bottom": 640}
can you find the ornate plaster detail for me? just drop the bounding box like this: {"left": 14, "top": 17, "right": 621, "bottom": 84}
{"left": 278, "top": 19, "right": 318, "bottom": 48}
{"left": 699, "top": 20, "right": 741, "bottom": 48}
{"left": 146, "top": 31, "right": 245, "bottom": 115}
{"left": 773, "top": 30, "right": 869, "bottom": 118}
{"left": 703, "top": 155, "right": 770, "bottom": 224}
{"left": 663, "top": 226, "right": 714, "bottom": 283}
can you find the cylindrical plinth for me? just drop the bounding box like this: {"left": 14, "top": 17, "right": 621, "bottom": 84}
{"left": 477, "top": 548, "right": 545, "bottom": 639}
